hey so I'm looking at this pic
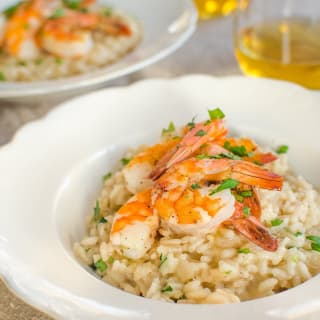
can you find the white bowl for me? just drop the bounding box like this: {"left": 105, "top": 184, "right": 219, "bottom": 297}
{"left": 0, "top": 75, "right": 320, "bottom": 320}
{"left": 0, "top": 0, "right": 197, "bottom": 102}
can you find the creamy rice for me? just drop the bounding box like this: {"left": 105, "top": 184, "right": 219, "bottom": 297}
{"left": 74, "top": 152, "right": 320, "bottom": 304}
{"left": 0, "top": 11, "right": 141, "bottom": 81}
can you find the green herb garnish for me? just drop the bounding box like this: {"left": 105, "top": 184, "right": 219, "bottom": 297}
{"left": 238, "top": 190, "right": 253, "bottom": 198}
{"left": 162, "top": 121, "right": 175, "bottom": 135}
{"left": 103, "top": 172, "right": 112, "bottom": 181}
{"left": 223, "top": 141, "right": 249, "bottom": 157}
{"left": 35, "top": 58, "right": 44, "bottom": 65}
{"left": 51, "top": 8, "right": 65, "bottom": 18}
{"left": 0, "top": 72, "right": 5, "bottom": 81}
{"left": 99, "top": 217, "right": 107, "bottom": 224}
{"left": 271, "top": 218, "right": 283, "bottom": 227}
{"left": 161, "top": 285, "right": 173, "bottom": 293}
{"left": 195, "top": 129, "right": 207, "bottom": 137}
{"left": 208, "top": 108, "right": 225, "bottom": 120}
{"left": 18, "top": 61, "right": 27, "bottom": 66}
{"left": 209, "top": 178, "right": 239, "bottom": 195}
{"left": 191, "top": 183, "right": 200, "bottom": 190}
{"left": 159, "top": 253, "right": 167, "bottom": 267}
{"left": 55, "top": 57, "right": 63, "bottom": 64}
{"left": 294, "top": 231, "right": 303, "bottom": 237}
{"left": 306, "top": 235, "right": 320, "bottom": 244}
{"left": 94, "top": 259, "right": 108, "bottom": 272}
{"left": 104, "top": 7, "right": 113, "bottom": 16}
{"left": 63, "top": 0, "right": 81, "bottom": 9}
{"left": 307, "top": 235, "right": 320, "bottom": 252}
{"left": 3, "top": 2, "right": 22, "bottom": 18}
{"left": 108, "top": 256, "right": 115, "bottom": 263}
{"left": 243, "top": 206, "right": 251, "bottom": 217}
{"left": 276, "top": 145, "right": 289, "bottom": 154}
{"left": 94, "top": 200, "right": 100, "bottom": 222}
{"left": 238, "top": 248, "right": 251, "bottom": 254}
{"left": 121, "top": 158, "right": 131, "bottom": 166}
{"left": 234, "top": 193, "right": 244, "bottom": 203}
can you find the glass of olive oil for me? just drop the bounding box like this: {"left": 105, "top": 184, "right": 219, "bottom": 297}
{"left": 234, "top": 0, "right": 320, "bottom": 89}
{"left": 194, "top": 0, "right": 248, "bottom": 19}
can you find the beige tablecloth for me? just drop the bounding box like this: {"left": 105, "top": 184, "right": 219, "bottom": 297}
{"left": 0, "top": 16, "right": 240, "bottom": 320}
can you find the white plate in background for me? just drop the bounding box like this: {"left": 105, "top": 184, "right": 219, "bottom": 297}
{"left": 0, "top": 0, "right": 197, "bottom": 101}
{"left": 0, "top": 75, "right": 320, "bottom": 319}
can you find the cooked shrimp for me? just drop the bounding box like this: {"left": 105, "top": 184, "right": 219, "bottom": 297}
{"left": 39, "top": 10, "right": 131, "bottom": 58}
{"left": 110, "top": 189, "right": 158, "bottom": 260}
{"left": 123, "top": 138, "right": 180, "bottom": 194}
{"left": 149, "top": 118, "right": 227, "bottom": 179}
{"left": 152, "top": 158, "right": 283, "bottom": 251}
{"left": 3, "top": 0, "right": 59, "bottom": 59}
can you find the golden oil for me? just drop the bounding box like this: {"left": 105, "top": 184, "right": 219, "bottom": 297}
{"left": 235, "top": 19, "right": 320, "bottom": 89}
{"left": 194, "top": 0, "right": 248, "bottom": 19}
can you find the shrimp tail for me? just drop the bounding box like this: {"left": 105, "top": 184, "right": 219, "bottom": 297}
{"left": 150, "top": 119, "right": 227, "bottom": 180}
{"left": 230, "top": 161, "right": 283, "bottom": 190}
{"left": 232, "top": 216, "right": 278, "bottom": 252}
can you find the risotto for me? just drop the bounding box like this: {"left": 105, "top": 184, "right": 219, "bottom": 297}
{"left": 0, "top": 0, "right": 141, "bottom": 81}
{"left": 74, "top": 109, "right": 320, "bottom": 304}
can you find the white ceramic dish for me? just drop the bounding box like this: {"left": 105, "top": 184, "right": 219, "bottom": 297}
{"left": 0, "top": 0, "right": 197, "bottom": 101}
{"left": 0, "top": 75, "right": 320, "bottom": 320}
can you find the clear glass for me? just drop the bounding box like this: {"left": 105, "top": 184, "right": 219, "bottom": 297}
{"left": 194, "top": 0, "right": 248, "bottom": 19}
{"left": 234, "top": 0, "right": 320, "bottom": 89}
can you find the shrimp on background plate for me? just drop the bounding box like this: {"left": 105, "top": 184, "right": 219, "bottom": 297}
{"left": 39, "top": 8, "right": 131, "bottom": 58}
{"left": 2, "top": 0, "right": 60, "bottom": 59}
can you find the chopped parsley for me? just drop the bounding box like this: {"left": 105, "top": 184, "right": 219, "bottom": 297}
{"left": 291, "top": 255, "right": 299, "bottom": 263}
{"left": 104, "top": 7, "right": 113, "bottom": 16}
{"left": 191, "top": 183, "right": 200, "bottom": 190}
{"left": 55, "top": 57, "right": 63, "bottom": 64}
{"left": 238, "top": 248, "right": 251, "bottom": 254}
{"left": 35, "top": 58, "right": 44, "bottom": 65}
{"left": 0, "top": 72, "right": 5, "bottom": 81}
{"left": 307, "top": 235, "right": 320, "bottom": 252}
{"left": 161, "top": 285, "right": 173, "bottom": 293}
{"left": 271, "top": 218, "right": 283, "bottom": 227}
{"left": 306, "top": 235, "right": 320, "bottom": 244}
{"left": 224, "top": 270, "right": 232, "bottom": 274}
{"left": 209, "top": 178, "right": 239, "bottom": 195}
{"left": 108, "top": 256, "right": 115, "bottom": 263}
{"left": 294, "top": 231, "right": 303, "bottom": 237}
{"left": 243, "top": 206, "right": 251, "bottom": 217}
{"left": 93, "top": 200, "right": 100, "bottom": 222}
{"left": 195, "top": 129, "right": 207, "bottom": 137}
{"left": 3, "top": 2, "right": 22, "bottom": 18}
{"left": 51, "top": 8, "right": 65, "bottom": 18}
{"left": 63, "top": 0, "right": 81, "bottom": 9}
{"left": 223, "top": 141, "right": 250, "bottom": 157}
{"left": 102, "top": 172, "right": 112, "bottom": 181}
{"left": 121, "top": 157, "right": 131, "bottom": 166}
{"left": 276, "top": 145, "right": 289, "bottom": 154}
{"left": 187, "top": 116, "right": 196, "bottom": 130}
{"left": 208, "top": 108, "right": 225, "bottom": 120}
{"left": 238, "top": 190, "right": 253, "bottom": 198}
{"left": 99, "top": 217, "right": 107, "bottom": 224}
{"left": 159, "top": 253, "right": 167, "bottom": 267}
{"left": 234, "top": 193, "right": 244, "bottom": 203}
{"left": 94, "top": 259, "right": 108, "bottom": 272}
{"left": 18, "top": 61, "right": 27, "bottom": 66}
{"left": 162, "top": 121, "right": 176, "bottom": 135}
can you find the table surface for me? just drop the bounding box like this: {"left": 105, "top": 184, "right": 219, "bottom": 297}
{"left": 0, "top": 15, "right": 240, "bottom": 320}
